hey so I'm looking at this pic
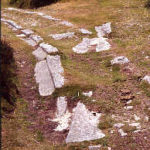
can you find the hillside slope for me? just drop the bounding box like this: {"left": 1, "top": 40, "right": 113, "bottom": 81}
{"left": 1, "top": 0, "right": 150, "bottom": 149}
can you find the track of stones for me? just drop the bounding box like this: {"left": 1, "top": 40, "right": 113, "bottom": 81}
{"left": 2, "top": 7, "right": 150, "bottom": 148}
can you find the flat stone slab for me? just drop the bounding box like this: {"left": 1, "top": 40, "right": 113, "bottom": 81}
{"left": 1, "top": 18, "right": 22, "bottom": 30}
{"left": 143, "top": 75, "right": 150, "bottom": 84}
{"left": 79, "top": 28, "right": 92, "bottom": 35}
{"left": 47, "top": 55, "right": 64, "bottom": 88}
{"left": 73, "top": 37, "right": 111, "bottom": 54}
{"left": 34, "top": 60, "right": 55, "bottom": 96}
{"left": 40, "top": 43, "right": 58, "bottom": 53}
{"left": 95, "top": 22, "right": 112, "bottom": 37}
{"left": 21, "top": 38, "right": 37, "bottom": 47}
{"left": 66, "top": 102, "right": 105, "bottom": 143}
{"left": 21, "top": 29, "right": 34, "bottom": 35}
{"left": 111, "top": 56, "right": 130, "bottom": 65}
{"left": 32, "top": 47, "right": 47, "bottom": 61}
{"left": 49, "top": 32, "right": 75, "bottom": 40}
{"left": 60, "top": 21, "right": 74, "bottom": 27}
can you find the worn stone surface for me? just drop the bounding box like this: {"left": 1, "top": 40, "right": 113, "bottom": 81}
{"left": 82, "top": 91, "right": 93, "bottom": 97}
{"left": 60, "top": 21, "right": 74, "bottom": 27}
{"left": 47, "top": 55, "right": 64, "bottom": 88}
{"left": 72, "top": 38, "right": 90, "bottom": 54}
{"left": 118, "top": 129, "right": 127, "bottom": 137}
{"left": 21, "top": 29, "right": 34, "bottom": 35}
{"left": 52, "top": 97, "right": 71, "bottom": 131}
{"left": 32, "top": 47, "right": 47, "bottom": 61}
{"left": 21, "top": 38, "right": 37, "bottom": 47}
{"left": 30, "top": 34, "right": 43, "bottom": 43}
{"left": 66, "top": 102, "right": 105, "bottom": 143}
{"left": 143, "top": 75, "right": 150, "bottom": 84}
{"left": 111, "top": 56, "right": 130, "bottom": 65}
{"left": 40, "top": 43, "right": 58, "bottom": 53}
{"left": 1, "top": 18, "right": 22, "bottom": 30}
{"left": 56, "top": 97, "right": 67, "bottom": 117}
{"left": 95, "top": 22, "right": 111, "bottom": 37}
{"left": 114, "top": 123, "right": 125, "bottom": 128}
{"left": 34, "top": 60, "right": 55, "bottom": 96}
{"left": 16, "top": 34, "right": 26, "bottom": 38}
{"left": 88, "top": 145, "right": 101, "bottom": 150}
{"left": 73, "top": 37, "right": 111, "bottom": 53}
{"left": 49, "top": 32, "right": 75, "bottom": 40}
{"left": 79, "top": 28, "right": 92, "bottom": 35}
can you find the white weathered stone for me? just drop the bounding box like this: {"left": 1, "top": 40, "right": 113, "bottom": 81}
{"left": 126, "top": 100, "right": 132, "bottom": 104}
{"left": 129, "top": 123, "right": 141, "bottom": 129}
{"left": 40, "top": 43, "right": 58, "bottom": 53}
{"left": 73, "top": 37, "right": 111, "bottom": 54}
{"left": 32, "top": 47, "right": 47, "bottom": 61}
{"left": 88, "top": 145, "right": 101, "bottom": 150}
{"left": 52, "top": 97, "right": 71, "bottom": 131}
{"left": 66, "top": 102, "right": 105, "bottom": 143}
{"left": 56, "top": 97, "right": 67, "bottom": 117}
{"left": 96, "top": 37, "right": 111, "bottom": 52}
{"left": 42, "top": 15, "right": 60, "bottom": 21}
{"left": 1, "top": 18, "right": 22, "bottom": 30}
{"left": 16, "top": 34, "right": 26, "bottom": 38}
{"left": 72, "top": 38, "right": 90, "bottom": 54}
{"left": 79, "top": 28, "right": 92, "bottom": 35}
{"left": 111, "top": 56, "right": 130, "bottom": 65}
{"left": 60, "top": 21, "right": 74, "bottom": 27}
{"left": 124, "top": 106, "right": 133, "bottom": 110}
{"left": 118, "top": 129, "right": 127, "bottom": 137}
{"left": 30, "top": 35, "right": 43, "bottom": 43}
{"left": 82, "top": 91, "right": 93, "bottom": 97}
{"left": 145, "top": 116, "right": 149, "bottom": 122}
{"left": 95, "top": 22, "right": 111, "bottom": 37}
{"left": 21, "top": 38, "right": 37, "bottom": 46}
{"left": 114, "top": 123, "right": 125, "bottom": 128}
{"left": 143, "top": 76, "right": 150, "bottom": 84}
{"left": 34, "top": 60, "right": 55, "bottom": 96}
{"left": 49, "top": 32, "right": 75, "bottom": 40}
{"left": 21, "top": 29, "right": 34, "bottom": 35}
{"left": 47, "top": 55, "right": 64, "bottom": 88}
{"left": 134, "top": 114, "right": 140, "bottom": 121}
{"left": 108, "top": 147, "right": 111, "bottom": 150}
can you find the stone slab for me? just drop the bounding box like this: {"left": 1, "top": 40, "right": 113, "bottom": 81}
{"left": 34, "top": 60, "right": 55, "bottom": 96}
{"left": 40, "top": 43, "right": 58, "bottom": 53}
{"left": 66, "top": 102, "right": 105, "bottom": 143}
{"left": 32, "top": 47, "right": 47, "bottom": 61}
{"left": 47, "top": 55, "right": 64, "bottom": 88}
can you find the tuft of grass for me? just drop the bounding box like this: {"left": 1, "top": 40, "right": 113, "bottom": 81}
{"left": 99, "top": 115, "right": 114, "bottom": 130}
{"left": 140, "top": 81, "right": 150, "bottom": 97}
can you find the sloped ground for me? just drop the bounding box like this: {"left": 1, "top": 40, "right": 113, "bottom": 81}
{"left": 1, "top": 0, "right": 150, "bottom": 149}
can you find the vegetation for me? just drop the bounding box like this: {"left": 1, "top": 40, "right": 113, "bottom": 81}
{"left": 9, "top": 0, "right": 59, "bottom": 8}
{"left": 146, "top": 0, "right": 150, "bottom": 8}
{"left": 0, "top": 39, "right": 18, "bottom": 115}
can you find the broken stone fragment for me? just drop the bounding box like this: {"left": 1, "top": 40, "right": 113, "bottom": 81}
{"left": 134, "top": 114, "right": 140, "bottom": 121}
{"left": 124, "top": 106, "right": 133, "bottom": 110}
{"left": 118, "top": 129, "right": 127, "bottom": 137}
{"left": 60, "top": 21, "right": 74, "bottom": 27}
{"left": 30, "top": 35, "right": 43, "bottom": 43}
{"left": 79, "top": 28, "right": 92, "bottom": 35}
{"left": 111, "top": 56, "right": 130, "bottom": 65}
{"left": 34, "top": 60, "right": 55, "bottom": 96}
{"left": 32, "top": 47, "right": 47, "bottom": 61}
{"left": 143, "top": 75, "right": 150, "bottom": 84}
{"left": 82, "top": 91, "right": 93, "bottom": 97}
{"left": 21, "top": 29, "right": 34, "bottom": 35}
{"left": 114, "top": 123, "right": 125, "bottom": 128}
{"left": 40, "top": 43, "right": 58, "bottom": 53}
{"left": 49, "top": 32, "right": 75, "bottom": 40}
{"left": 52, "top": 97, "right": 71, "bottom": 131}
{"left": 88, "top": 145, "right": 101, "bottom": 150}
{"left": 66, "top": 102, "right": 105, "bottom": 143}
{"left": 46, "top": 55, "right": 64, "bottom": 88}
{"left": 95, "top": 22, "right": 112, "bottom": 37}
{"left": 16, "top": 34, "right": 26, "bottom": 38}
